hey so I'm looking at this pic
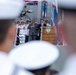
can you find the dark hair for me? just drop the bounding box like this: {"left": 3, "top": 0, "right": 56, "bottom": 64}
{"left": 45, "top": 20, "right": 49, "bottom": 23}
{"left": 17, "top": 21, "right": 20, "bottom": 24}
{"left": 51, "top": 70, "right": 58, "bottom": 75}
{"left": 0, "top": 19, "right": 14, "bottom": 44}
{"left": 26, "top": 20, "right": 29, "bottom": 23}
{"left": 28, "top": 66, "right": 50, "bottom": 75}
{"left": 40, "top": 19, "right": 44, "bottom": 21}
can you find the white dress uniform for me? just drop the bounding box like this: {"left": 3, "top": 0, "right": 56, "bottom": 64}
{"left": 19, "top": 25, "right": 26, "bottom": 44}
{"left": 58, "top": 0, "right": 76, "bottom": 75}
{"left": 0, "top": 0, "right": 33, "bottom": 75}
{"left": 9, "top": 41, "right": 59, "bottom": 71}
{"left": 0, "top": 52, "right": 33, "bottom": 75}
{"left": 0, "top": 52, "right": 15, "bottom": 75}
{"left": 0, "top": 52, "right": 34, "bottom": 75}
{"left": 16, "top": 24, "right": 21, "bottom": 29}
{"left": 25, "top": 24, "right": 29, "bottom": 36}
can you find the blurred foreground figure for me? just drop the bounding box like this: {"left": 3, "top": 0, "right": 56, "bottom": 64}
{"left": 58, "top": 0, "right": 76, "bottom": 75}
{"left": 0, "top": 0, "right": 26, "bottom": 75}
{"left": 9, "top": 41, "right": 59, "bottom": 75}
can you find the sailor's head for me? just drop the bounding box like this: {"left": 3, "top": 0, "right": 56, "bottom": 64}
{"left": 58, "top": 0, "right": 76, "bottom": 53}
{"left": 9, "top": 41, "right": 59, "bottom": 75}
{"left": 0, "top": 0, "right": 24, "bottom": 52}
{"left": 32, "top": 19, "right": 35, "bottom": 23}
{"left": 17, "top": 21, "right": 20, "bottom": 25}
{"left": 45, "top": 19, "right": 49, "bottom": 24}
{"left": 40, "top": 19, "right": 45, "bottom": 23}
{"left": 21, "top": 20, "right": 25, "bottom": 25}
{"left": 25, "top": 19, "right": 29, "bottom": 24}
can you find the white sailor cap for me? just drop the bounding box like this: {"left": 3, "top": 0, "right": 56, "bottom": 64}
{"left": 9, "top": 41, "right": 59, "bottom": 70}
{"left": 0, "top": 0, "right": 24, "bottom": 19}
{"left": 21, "top": 20, "right": 25, "bottom": 23}
{"left": 26, "top": 19, "right": 30, "bottom": 21}
{"left": 58, "top": 0, "right": 76, "bottom": 10}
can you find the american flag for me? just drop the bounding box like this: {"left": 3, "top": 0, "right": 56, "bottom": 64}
{"left": 52, "top": 0, "right": 58, "bottom": 26}
{"left": 52, "top": 0, "right": 58, "bottom": 44}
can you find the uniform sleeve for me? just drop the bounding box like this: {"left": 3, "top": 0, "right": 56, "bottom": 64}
{"left": 0, "top": 60, "right": 15, "bottom": 75}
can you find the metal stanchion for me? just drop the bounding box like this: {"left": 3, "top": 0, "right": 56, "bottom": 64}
{"left": 40, "top": 27, "right": 42, "bottom": 40}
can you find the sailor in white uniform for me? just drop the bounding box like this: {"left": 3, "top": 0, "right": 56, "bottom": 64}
{"left": 0, "top": 0, "right": 30, "bottom": 75}
{"left": 58, "top": 0, "right": 76, "bottom": 75}
{"left": 19, "top": 20, "right": 26, "bottom": 44}
{"left": 25, "top": 19, "right": 30, "bottom": 42}
{"left": 9, "top": 41, "right": 59, "bottom": 75}
{"left": 16, "top": 21, "right": 21, "bottom": 29}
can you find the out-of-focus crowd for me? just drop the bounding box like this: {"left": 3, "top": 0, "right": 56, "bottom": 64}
{"left": 16, "top": 19, "right": 51, "bottom": 45}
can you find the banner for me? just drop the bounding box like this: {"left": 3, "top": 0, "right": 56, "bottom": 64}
{"left": 26, "top": 1, "right": 38, "bottom": 5}
{"left": 41, "top": 1, "right": 48, "bottom": 18}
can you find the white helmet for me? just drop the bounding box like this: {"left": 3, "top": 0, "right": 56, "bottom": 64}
{"left": 9, "top": 41, "right": 59, "bottom": 70}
